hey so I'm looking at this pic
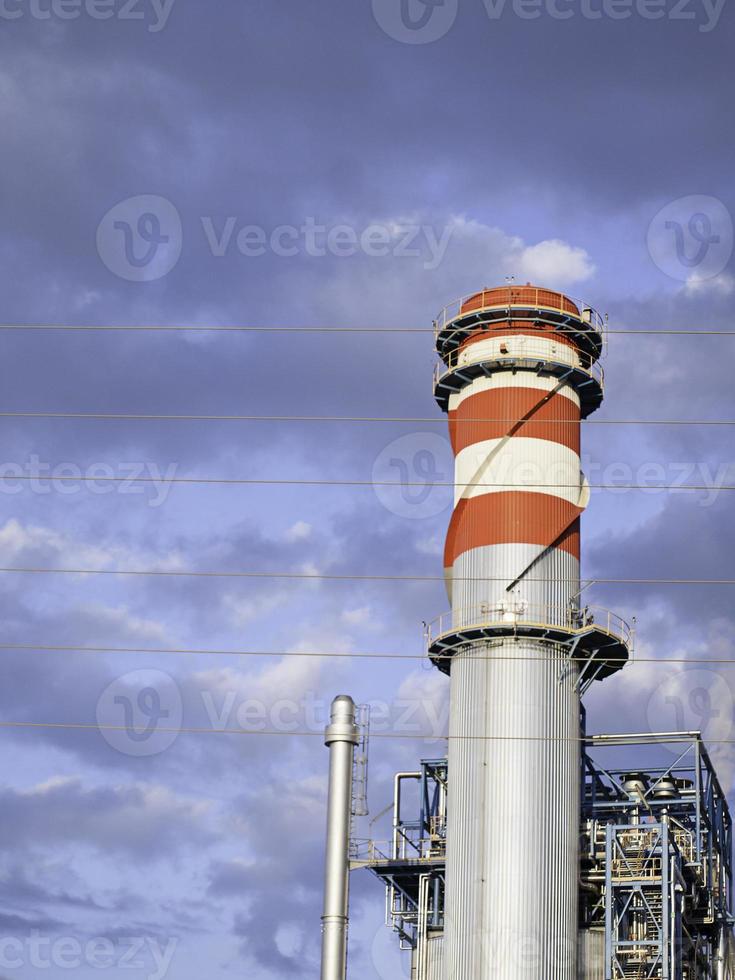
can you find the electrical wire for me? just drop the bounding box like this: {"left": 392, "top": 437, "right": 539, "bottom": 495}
{"left": 1, "top": 640, "right": 735, "bottom": 666}
{"left": 0, "top": 470, "right": 729, "bottom": 492}
{"left": 0, "top": 324, "right": 730, "bottom": 741}
{"left": 0, "top": 473, "right": 731, "bottom": 491}
{"left": 2, "top": 411, "right": 735, "bottom": 426}
{"left": 2, "top": 720, "right": 735, "bottom": 744}
{"left": 0, "top": 330, "right": 730, "bottom": 733}
{"left": 0, "top": 566, "right": 734, "bottom": 586}
{"left": 1, "top": 324, "right": 735, "bottom": 336}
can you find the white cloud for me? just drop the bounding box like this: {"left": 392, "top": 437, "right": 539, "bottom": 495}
{"left": 517, "top": 238, "right": 596, "bottom": 286}
{"left": 77, "top": 603, "right": 170, "bottom": 643}
{"left": 341, "top": 606, "right": 371, "bottom": 626}
{"left": 194, "top": 651, "right": 328, "bottom": 709}
{"left": 0, "top": 518, "right": 186, "bottom": 574}
{"left": 395, "top": 668, "right": 449, "bottom": 742}
{"left": 436, "top": 217, "right": 595, "bottom": 289}
{"left": 221, "top": 589, "right": 287, "bottom": 627}
{"left": 0, "top": 518, "right": 67, "bottom": 558}
{"left": 275, "top": 922, "right": 305, "bottom": 958}
{"left": 314, "top": 213, "right": 597, "bottom": 326}
{"left": 285, "top": 520, "right": 312, "bottom": 542}
{"left": 1, "top": 778, "right": 213, "bottom": 855}
{"left": 684, "top": 272, "right": 735, "bottom": 296}
{"left": 415, "top": 530, "right": 445, "bottom": 557}
{"left": 396, "top": 668, "right": 448, "bottom": 707}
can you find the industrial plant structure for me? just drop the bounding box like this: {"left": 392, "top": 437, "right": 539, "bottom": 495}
{"left": 320, "top": 285, "right": 734, "bottom": 980}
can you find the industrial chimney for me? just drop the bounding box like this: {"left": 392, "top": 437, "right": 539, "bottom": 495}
{"left": 427, "top": 284, "right": 630, "bottom": 978}
{"left": 327, "top": 284, "right": 732, "bottom": 980}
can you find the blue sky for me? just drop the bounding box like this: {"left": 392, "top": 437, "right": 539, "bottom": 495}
{"left": 0, "top": 1, "right": 734, "bottom": 977}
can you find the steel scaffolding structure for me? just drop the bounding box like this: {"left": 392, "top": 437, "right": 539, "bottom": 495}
{"left": 581, "top": 733, "right": 733, "bottom": 980}
{"left": 351, "top": 760, "right": 446, "bottom": 954}
{"left": 357, "top": 734, "right": 734, "bottom": 980}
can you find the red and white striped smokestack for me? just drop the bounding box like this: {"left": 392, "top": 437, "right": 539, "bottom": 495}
{"left": 426, "top": 285, "right": 631, "bottom": 980}
{"left": 441, "top": 286, "right": 596, "bottom": 614}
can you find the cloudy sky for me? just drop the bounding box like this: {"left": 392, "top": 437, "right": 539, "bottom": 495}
{"left": 0, "top": 0, "right": 734, "bottom": 976}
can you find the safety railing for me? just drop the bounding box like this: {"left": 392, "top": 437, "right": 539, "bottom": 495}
{"left": 350, "top": 838, "right": 393, "bottom": 863}
{"left": 434, "top": 287, "right": 606, "bottom": 339}
{"left": 611, "top": 828, "right": 668, "bottom": 880}
{"left": 425, "top": 601, "right": 634, "bottom": 651}
{"left": 611, "top": 855, "right": 664, "bottom": 880}
{"left": 672, "top": 828, "right": 697, "bottom": 867}
{"left": 433, "top": 337, "right": 604, "bottom": 392}
{"left": 350, "top": 837, "right": 444, "bottom": 864}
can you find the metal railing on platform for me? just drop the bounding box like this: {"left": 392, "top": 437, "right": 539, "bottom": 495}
{"left": 425, "top": 601, "right": 634, "bottom": 651}
{"left": 350, "top": 837, "right": 445, "bottom": 864}
{"left": 433, "top": 337, "right": 604, "bottom": 392}
{"left": 433, "top": 287, "right": 606, "bottom": 340}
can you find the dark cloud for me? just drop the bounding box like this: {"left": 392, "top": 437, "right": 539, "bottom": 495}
{"left": 0, "top": 2, "right": 732, "bottom": 976}
{"left": 0, "top": 864, "right": 103, "bottom": 912}
{"left": 208, "top": 779, "right": 327, "bottom": 976}
{"left": 0, "top": 778, "right": 212, "bottom": 858}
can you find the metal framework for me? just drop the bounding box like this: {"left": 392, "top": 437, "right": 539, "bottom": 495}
{"left": 425, "top": 601, "right": 632, "bottom": 689}
{"left": 433, "top": 286, "right": 607, "bottom": 355}
{"left": 582, "top": 733, "right": 733, "bottom": 980}
{"left": 351, "top": 760, "right": 446, "bottom": 953}
{"left": 431, "top": 286, "right": 607, "bottom": 414}
{"left": 357, "top": 734, "right": 734, "bottom": 979}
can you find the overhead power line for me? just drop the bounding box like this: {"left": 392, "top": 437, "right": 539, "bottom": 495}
{"left": 2, "top": 410, "right": 735, "bottom": 426}
{"left": 2, "top": 720, "right": 735, "bottom": 744}
{"left": 0, "top": 566, "right": 734, "bottom": 586}
{"left": 0, "top": 473, "right": 731, "bottom": 492}
{"left": 2, "top": 640, "right": 735, "bottom": 666}
{"left": 1, "top": 324, "right": 735, "bottom": 336}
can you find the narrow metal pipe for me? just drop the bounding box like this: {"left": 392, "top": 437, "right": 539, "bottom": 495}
{"left": 716, "top": 923, "right": 728, "bottom": 980}
{"left": 393, "top": 772, "right": 421, "bottom": 859}
{"left": 321, "top": 695, "right": 359, "bottom": 980}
